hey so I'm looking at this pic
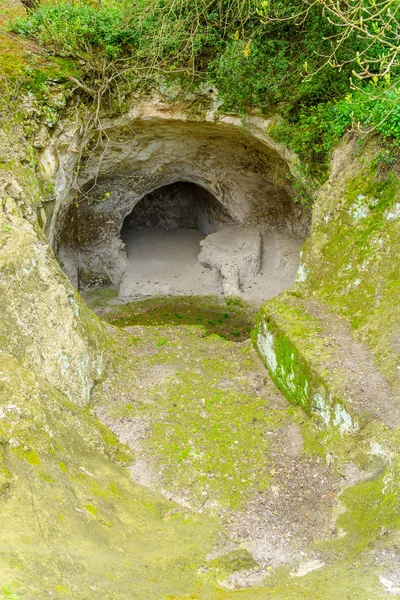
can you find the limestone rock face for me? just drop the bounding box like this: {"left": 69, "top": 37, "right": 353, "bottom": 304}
{"left": 0, "top": 90, "right": 310, "bottom": 402}
{"left": 256, "top": 134, "right": 400, "bottom": 432}
{"left": 298, "top": 135, "right": 400, "bottom": 394}
{"left": 0, "top": 197, "right": 109, "bottom": 405}
{"left": 0, "top": 80, "right": 399, "bottom": 599}
{"left": 0, "top": 124, "right": 110, "bottom": 405}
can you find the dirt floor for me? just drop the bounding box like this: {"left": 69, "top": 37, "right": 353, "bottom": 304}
{"left": 117, "top": 228, "right": 302, "bottom": 305}
{"left": 119, "top": 230, "right": 223, "bottom": 298}
{"left": 92, "top": 315, "right": 340, "bottom": 589}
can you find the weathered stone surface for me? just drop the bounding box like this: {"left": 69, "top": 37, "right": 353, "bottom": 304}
{"left": 296, "top": 135, "right": 400, "bottom": 395}
{"left": 1, "top": 76, "right": 399, "bottom": 598}
{"left": 121, "top": 181, "right": 231, "bottom": 234}
{"left": 256, "top": 135, "right": 400, "bottom": 430}
{"left": 0, "top": 197, "right": 109, "bottom": 405}
{"left": 0, "top": 122, "right": 110, "bottom": 405}
{"left": 198, "top": 227, "right": 262, "bottom": 297}
{"left": 256, "top": 293, "right": 400, "bottom": 432}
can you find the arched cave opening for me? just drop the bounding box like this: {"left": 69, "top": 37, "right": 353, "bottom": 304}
{"left": 121, "top": 181, "right": 231, "bottom": 237}
{"left": 53, "top": 118, "right": 312, "bottom": 305}
{"left": 119, "top": 181, "right": 233, "bottom": 297}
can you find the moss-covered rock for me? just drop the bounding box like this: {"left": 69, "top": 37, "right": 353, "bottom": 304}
{"left": 252, "top": 135, "right": 400, "bottom": 598}
{"left": 0, "top": 196, "right": 111, "bottom": 405}
{"left": 0, "top": 6, "right": 399, "bottom": 592}
{"left": 0, "top": 352, "right": 222, "bottom": 599}
{"left": 256, "top": 134, "right": 400, "bottom": 433}
{"left": 255, "top": 292, "right": 399, "bottom": 433}
{"left": 297, "top": 136, "right": 400, "bottom": 394}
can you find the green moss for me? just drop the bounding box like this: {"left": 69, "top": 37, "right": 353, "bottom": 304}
{"left": 0, "top": 463, "right": 11, "bottom": 496}
{"left": 54, "top": 585, "right": 70, "bottom": 594}
{"left": 334, "top": 472, "right": 400, "bottom": 558}
{"left": 292, "top": 412, "right": 325, "bottom": 457}
{"left": 149, "top": 382, "right": 278, "bottom": 508}
{"left": 11, "top": 447, "right": 41, "bottom": 466}
{"left": 255, "top": 289, "right": 394, "bottom": 437}
{"left": 256, "top": 301, "right": 329, "bottom": 417}
{"left": 82, "top": 286, "right": 119, "bottom": 308}
{"left": 94, "top": 324, "right": 296, "bottom": 510}
{"left": 126, "top": 334, "right": 139, "bottom": 346}
{"left": 84, "top": 503, "right": 100, "bottom": 517}
{"left": 226, "top": 296, "right": 250, "bottom": 308}
{"left": 301, "top": 156, "right": 400, "bottom": 388}
{"left": 1, "top": 314, "right": 398, "bottom": 598}
{"left": 39, "top": 472, "right": 55, "bottom": 484}
{"left": 96, "top": 422, "right": 118, "bottom": 447}
{"left": 0, "top": 352, "right": 222, "bottom": 599}
{"left": 208, "top": 549, "right": 257, "bottom": 574}
{"left": 107, "top": 482, "right": 121, "bottom": 498}
{"left": 93, "top": 295, "right": 255, "bottom": 342}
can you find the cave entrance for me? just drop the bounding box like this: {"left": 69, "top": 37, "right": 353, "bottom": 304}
{"left": 119, "top": 182, "right": 230, "bottom": 298}
{"left": 53, "top": 116, "right": 312, "bottom": 305}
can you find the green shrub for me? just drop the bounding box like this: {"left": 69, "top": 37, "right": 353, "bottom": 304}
{"left": 336, "top": 84, "right": 400, "bottom": 143}
{"left": 209, "top": 37, "right": 290, "bottom": 112}
{"left": 9, "top": 0, "right": 400, "bottom": 177}
{"left": 11, "top": 2, "right": 139, "bottom": 59}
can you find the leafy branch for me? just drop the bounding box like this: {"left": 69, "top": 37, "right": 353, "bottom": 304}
{"left": 259, "top": 0, "right": 400, "bottom": 83}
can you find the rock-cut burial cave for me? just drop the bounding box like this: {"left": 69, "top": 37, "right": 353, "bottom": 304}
{"left": 52, "top": 117, "right": 310, "bottom": 303}
{"left": 3, "top": 2, "right": 400, "bottom": 595}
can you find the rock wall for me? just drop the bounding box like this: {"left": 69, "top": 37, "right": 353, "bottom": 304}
{"left": 0, "top": 124, "right": 110, "bottom": 406}
{"left": 1, "top": 75, "right": 399, "bottom": 599}
{"left": 0, "top": 89, "right": 310, "bottom": 403}
{"left": 0, "top": 89, "right": 223, "bottom": 600}
{"left": 256, "top": 135, "right": 400, "bottom": 431}
{"left": 298, "top": 136, "right": 400, "bottom": 395}
{"left": 253, "top": 138, "right": 400, "bottom": 593}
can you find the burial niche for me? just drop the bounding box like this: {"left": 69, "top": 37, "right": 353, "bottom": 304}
{"left": 118, "top": 182, "right": 233, "bottom": 298}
